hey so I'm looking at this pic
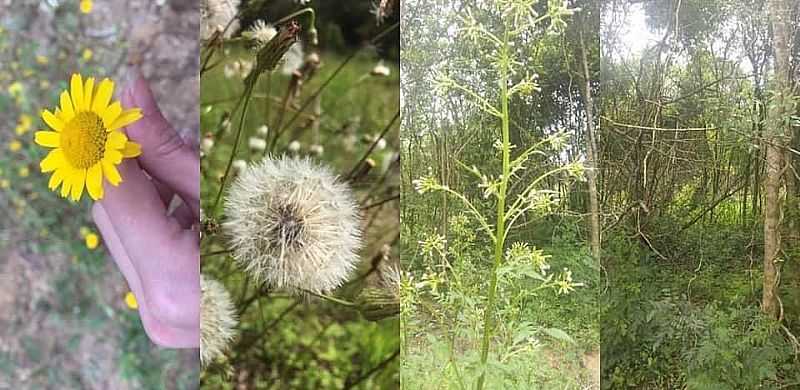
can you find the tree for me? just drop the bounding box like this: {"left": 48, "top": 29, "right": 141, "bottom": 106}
{"left": 762, "top": 0, "right": 793, "bottom": 319}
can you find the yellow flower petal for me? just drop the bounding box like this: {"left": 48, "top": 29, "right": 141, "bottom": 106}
{"left": 59, "top": 169, "right": 70, "bottom": 197}
{"left": 48, "top": 168, "right": 65, "bottom": 190}
{"left": 86, "top": 163, "right": 103, "bottom": 200}
{"left": 59, "top": 91, "right": 75, "bottom": 122}
{"left": 80, "top": 0, "right": 92, "bottom": 14}
{"left": 83, "top": 77, "right": 95, "bottom": 110}
{"left": 70, "top": 169, "right": 86, "bottom": 201}
{"left": 102, "top": 160, "right": 122, "bottom": 186}
{"left": 41, "top": 109, "right": 64, "bottom": 132}
{"left": 70, "top": 74, "right": 84, "bottom": 112}
{"left": 85, "top": 233, "right": 99, "bottom": 249}
{"left": 34, "top": 131, "right": 60, "bottom": 148}
{"left": 40, "top": 149, "right": 65, "bottom": 173}
{"left": 124, "top": 292, "right": 138, "bottom": 309}
{"left": 121, "top": 142, "right": 142, "bottom": 158}
{"left": 91, "top": 79, "right": 114, "bottom": 113}
{"left": 101, "top": 101, "right": 122, "bottom": 128}
{"left": 106, "top": 131, "right": 128, "bottom": 150}
{"left": 104, "top": 149, "right": 123, "bottom": 164}
{"left": 107, "top": 109, "right": 143, "bottom": 132}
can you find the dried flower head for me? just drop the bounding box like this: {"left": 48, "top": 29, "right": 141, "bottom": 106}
{"left": 244, "top": 20, "right": 277, "bottom": 47}
{"left": 223, "top": 156, "right": 362, "bottom": 294}
{"left": 201, "top": 274, "right": 238, "bottom": 367}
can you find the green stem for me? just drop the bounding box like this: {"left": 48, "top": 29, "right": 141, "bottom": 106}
{"left": 211, "top": 84, "right": 254, "bottom": 215}
{"left": 303, "top": 289, "right": 357, "bottom": 307}
{"left": 476, "top": 30, "right": 511, "bottom": 390}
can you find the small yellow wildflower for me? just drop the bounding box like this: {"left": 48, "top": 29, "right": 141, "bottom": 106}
{"left": 22, "top": 68, "right": 34, "bottom": 77}
{"left": 7, "top": 81, "right": 23, "bottom": 97}
{"left": 18, "top": 167, "right": 29, "bottom": 178}
{"left": 79, "top": 0, "right": 92, "bottom": 14}
{"left": 82, "top": 48, "right": 93, "bottom": 61}
{"left": 79, "top": 226, "right": 90, "bottom": 237}
{"left": 35, "top": 55, "right": 49, "bottom": 65}
{"left": 15, "top": 114, "right": 32, "bottom": 135}
{"left": 85, "top": 232, "right": 99, "bottom": 249}
{"left": 8, "top": 140, "right": 21, "bottom": 152}
{"left": 0, "top": 179, "right": 9, "bottom": 189}
{"left": 124, "top": 292, "right": 139, "bottom": 309}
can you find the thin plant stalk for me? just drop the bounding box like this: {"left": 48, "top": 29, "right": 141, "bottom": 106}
{"left": 476, "top": 28, "right": 511, "bottom": 390}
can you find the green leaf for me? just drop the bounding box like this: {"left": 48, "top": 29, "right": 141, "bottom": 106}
{"left": 541, "top": 328, "right": 575, "bottom": 344}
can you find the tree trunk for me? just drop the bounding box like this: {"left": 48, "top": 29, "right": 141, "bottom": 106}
{"left": 763, "top": 0, "right": 792, "bottom": 319}
{"left": 579, "top": 26, "right": 601, "bottom": 260}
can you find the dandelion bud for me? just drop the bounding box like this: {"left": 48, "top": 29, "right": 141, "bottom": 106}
{"left": 201, "top": 136, "right": 215, "bottom": 154}
{"left": 201, "top": 274, "right": 238, "bottom": 367}
{"left": 350, "top": 158, "right": 375, "bottom": 182}
{"left": 304, "top": 144, "right": 322, "bottom": 156}
{"left": 256, "top": 124, "right": 269, "bottom": 136}
{"left": 305, "top": 52, "right": 321, "bottom": 65}
{"left": 308, "top": 26, "right": 319, "bottom": 46}
{"left": 232, "top": 159, "right": 247, "bottom": 173}
{"left": 223, "top": 156, "right": 362, "bottom": 294}
{"left": 246, "top": 20, "right": 301, "bottom": 87}
{"left": 248, "top": 137, "right": 267, "bottom": 152}
{"left": 357, "top": 287, "right": 400, "bottom": 321}
{"left": 375, "top": 137, "right": 387, "bottom": 150}
{"left": 288, "top": 140, "right": 301, "bottom": 153}
{"left": 370, "top": 60, "right": 391, "bottom": 77}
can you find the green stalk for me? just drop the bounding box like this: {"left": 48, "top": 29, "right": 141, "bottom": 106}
{"left": 476, "top": 30, "right": 511, "bottom": 390}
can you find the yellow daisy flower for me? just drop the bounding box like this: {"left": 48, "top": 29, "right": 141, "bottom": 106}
{"left": 80, "top": 0, "right": 92, "bottom": 14}
{"left": 35, "top": 74, "right": 143, "bottom": 202}
{"left": 85, "top": 232, "right": 99, "bottom": 249}
{"left": 124, "top": 291, "right": 139, "bottom": 309}
{"left": 15, "top": 114, "right": 32, "bottom": 135}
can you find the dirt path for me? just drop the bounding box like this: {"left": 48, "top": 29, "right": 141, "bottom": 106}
{"left": 583, "top": 349, "right": 600, "bottom": 389}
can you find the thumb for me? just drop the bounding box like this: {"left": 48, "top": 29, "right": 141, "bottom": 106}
{"left": 121, "top": 68, "right": 200, "bottom": 217}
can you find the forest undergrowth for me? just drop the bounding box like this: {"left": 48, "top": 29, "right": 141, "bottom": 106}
{"left": 602, "top": 211, "right": 800, "bottom": 389}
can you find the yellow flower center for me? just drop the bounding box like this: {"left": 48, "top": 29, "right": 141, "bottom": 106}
{"left": 62, "top": 111, "right": 107, "bottom": 169}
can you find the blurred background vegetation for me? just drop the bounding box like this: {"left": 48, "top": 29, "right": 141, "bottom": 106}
{"left": 199, "top": 0, "right": 400, "bottom": 388}
{"left": 0, "top": 1, "right": 198, "bottom": 388}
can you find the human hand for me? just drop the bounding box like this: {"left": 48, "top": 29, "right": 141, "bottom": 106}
{"left": 92, "top": 69, "right": 200, "bottom": 348}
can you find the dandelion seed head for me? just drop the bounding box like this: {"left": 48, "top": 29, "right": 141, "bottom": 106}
{"left": 201, "top": 0, "right": 240, "bottom": 40}
{"left": 223, "top": 156, "right": 362, "bottom": 294}
{"left": 246, "top": 20, "right": 277, "bottom": 48}
{"left": 281, "top": 42, "right": 305, "bottom": 76}
{"left": 201, "top": 274, "right": 238, "bottom": 367}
